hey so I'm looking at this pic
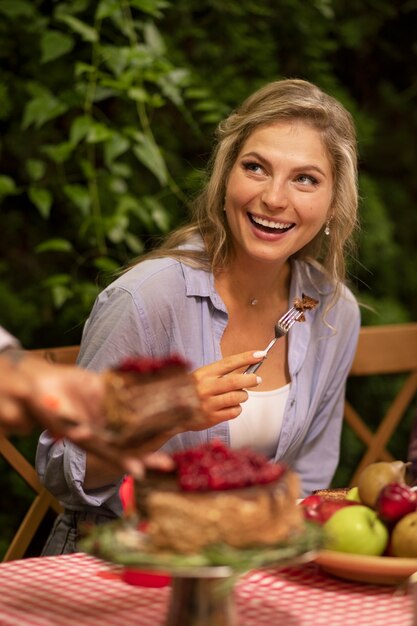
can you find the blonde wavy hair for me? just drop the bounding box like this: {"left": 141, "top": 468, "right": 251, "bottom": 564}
{"left": 135, "top": 79, "right": 359, "bottom": 289}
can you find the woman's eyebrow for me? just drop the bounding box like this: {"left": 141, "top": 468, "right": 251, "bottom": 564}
{"left": 240, "top": 150, "right": 266, "bottom": 161}
{"left": 292, "top": 164, "right": 327, "bottom": 177}
{"left": 240, "top": 151, "right": 327, "bottom": 177}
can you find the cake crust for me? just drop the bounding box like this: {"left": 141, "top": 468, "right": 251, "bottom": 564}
{"left": 143, "top": 470, "right": 302, "bottom": 553}
{"left": 135, "top": 441, "right": 303, "bottom": 554}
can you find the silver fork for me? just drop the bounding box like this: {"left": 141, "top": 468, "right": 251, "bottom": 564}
{"left": 244, "top": 306, "right": 304, "bottom": 375}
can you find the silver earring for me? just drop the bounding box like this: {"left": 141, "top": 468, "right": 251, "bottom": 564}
{"left": 223, "top": 206, "right": 226, "bottom": 212}
{"left": 324, "top": 220, "right": 330, "bottom": 236}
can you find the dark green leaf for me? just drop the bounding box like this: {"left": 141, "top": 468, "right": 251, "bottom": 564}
{"left": 129, "top": 0, "right": 170, "bottom": 18}
{"left": 101, "top": 45, "right": 130, "bottom": 76}
{"left": 26, "top": 159, "right": 46, "bottom": 182}
{"left": 86, "top": 123, "right": 113, "bottom": 144}
{"left": 104, "top": 133, "right": 130, "bottom": 165}
{"left": 0, "top": 175, "right": 17, "bottom": 197}
{"left": 22, "top": 92, "right": 68, "bottom": 130}
{"left": 57, "top": 14, "right": 98, "bottom": 43}
{"left": 75, "top": 62, "right": 95, "bottom": 77}
{"left": 63, "top": 184, "right": 91, "bottom": 216}
{"left": 0, "top": 0, "right": 35, "bottom": 17}
{"left": 127, "top": 87, "right": 148, "bottom": 102}
{"left": 125, "top": 232, "right": 144, "bottom": 254}
{"left": 28, "top": 187, "right": 53, "bottom": 219}
{"left": 107, "top": 214, "right": 129, "bottom": 243}
{"left": 141, "top": 195, "right": 170, "bottom": 232}
{"left": 132, "top": 134, "right": 168, "bottom": 185}
{"left": 110, "top": 162, "right": 133, "bottom": 178}
{"left": 108, "top": 176, "right": 128, "bottom": 194}
{"left": 42, "top": 274, "right": 72, "bottom": 287}
{"left": 35, "top": 238, "right": 74, "bottom": 253}
{"left": 143, "top": 21, "right": 166, "bottom": 55}
{"left": 69, "top": 115, "right": 93, "bottom": 146}
{"left": 41, "top": 142, "right": 74, "bottom": 164}
{"left": 41, "top": 31, "right": 74, "bottom": 63}
{"left": 51, "top": 284, "right": 73, "bottom": 308}
{"left": 93, "top": 256, "right": 121, "bottom": 272}
{"left": 95, "top": 0, "right": 121, "bottom": 21}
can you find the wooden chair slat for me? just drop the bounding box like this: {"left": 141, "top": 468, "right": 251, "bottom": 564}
{"left": 350, "top": 323, "right": 417, "bottom": 375}
{"left": 0, "top": 435, "right": 42, "bottom": 492}
{"left": 345, "top": 323, "right": 417, "bottom": 486}
{"left": 343, "top": 402, "right": 394, "bottom": 463}
{"left": 3, "top": 489, "right": 62, "bottom": 562}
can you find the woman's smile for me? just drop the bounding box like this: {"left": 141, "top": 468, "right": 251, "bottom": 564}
{"left": 248, "top": 212, "right": 296, "bottom": 236}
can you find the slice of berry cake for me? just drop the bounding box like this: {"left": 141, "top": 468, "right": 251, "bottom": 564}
{"left": 102, "top": 355, "right": 202, "bottom": 452}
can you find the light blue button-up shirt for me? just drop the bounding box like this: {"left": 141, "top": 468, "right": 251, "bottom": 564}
{"left": 36, "top": 254, "right": 360, "bottom": 513}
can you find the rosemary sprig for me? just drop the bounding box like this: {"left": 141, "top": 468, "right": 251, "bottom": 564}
{"left": 80, "top": 518, "right": 324, "bottom": 574}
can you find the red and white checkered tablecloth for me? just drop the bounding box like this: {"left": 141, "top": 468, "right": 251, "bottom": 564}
{"left": 0, "top": 553, "right": 412, "bottom": 626}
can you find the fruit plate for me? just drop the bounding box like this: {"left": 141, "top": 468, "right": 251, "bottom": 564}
{"left": 315, "top": 550, "right": 417, "bottom": 585}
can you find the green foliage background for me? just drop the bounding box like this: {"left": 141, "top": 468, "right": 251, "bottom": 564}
{"left": 1, "top": 0, "right": 416, "bottom": 557}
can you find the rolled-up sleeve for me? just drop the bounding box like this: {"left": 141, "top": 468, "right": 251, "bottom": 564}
{"left": 36, "top": 432, "right": 122, "bottom": 514}
{"left": 35, "top": 260, "right": 192, "bottom": 514}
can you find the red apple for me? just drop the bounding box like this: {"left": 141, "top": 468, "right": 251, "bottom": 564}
{"left": 316, "top": 499, "right": 358, "bottom": 523}
{"left": 300, "top": 494, "right": 322, "bottom": 508}
{"left": 300, "top": 495, "right": 322, "bottom": 522}
{"left": 300, "top": 495, "right": 358, "bottom": 524}
{"left": 300, "top": 495, "right": 323, "bottom": 522}
{"left": 376, "top": 482, "right": 417, "bottom": 524}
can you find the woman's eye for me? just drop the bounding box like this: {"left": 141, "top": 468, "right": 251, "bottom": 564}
{"left": 242, "top": 161, "right": 263, "bottom": 174}
{"left": 296, "top": 174, "right": 319, "bottom": 186}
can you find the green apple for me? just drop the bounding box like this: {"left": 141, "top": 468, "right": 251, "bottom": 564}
{"left": 346, "top": 486, "right": 361, "bottom": 502}
{"left": 324, "top": 505, "right": 388, "bottom": 556}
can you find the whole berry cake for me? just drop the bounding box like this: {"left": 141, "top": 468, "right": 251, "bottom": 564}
{"left": 135, "top": 440, "right": 303, "bottom": 553}
{"left": 102, "top": 355, "right": 202, "bottom": 452}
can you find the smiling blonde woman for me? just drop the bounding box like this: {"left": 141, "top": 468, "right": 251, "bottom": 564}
{"left": 37, "top": 78, "right": 361, "bottom": 555}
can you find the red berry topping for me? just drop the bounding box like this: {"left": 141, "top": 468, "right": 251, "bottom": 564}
{"left": 172, "top": 440, "right": 286, "bottom": 492}
{"left": 116, "top": 355, "right": 187, "bottom": 374}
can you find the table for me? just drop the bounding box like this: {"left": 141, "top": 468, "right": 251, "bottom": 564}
{"left": 0, "top": 552, "right": 413, "bottom": 626}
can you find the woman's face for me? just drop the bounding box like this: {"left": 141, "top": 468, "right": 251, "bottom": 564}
{"left": 224, "top": 120, "right": 333, "bottom": 267}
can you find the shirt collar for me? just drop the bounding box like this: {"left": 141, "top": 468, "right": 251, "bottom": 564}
{"left": 181, "top": 261, "right": 227, "bottom": 313}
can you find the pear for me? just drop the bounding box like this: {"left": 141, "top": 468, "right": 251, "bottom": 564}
{"left": 391, "top": 512, "right": 417, "bottom": 557}
{"left": 346, "top": 486, "right": 361, "bottom": 502}
{"left": 357, "top": 461, "right": 408, "bottom": 509}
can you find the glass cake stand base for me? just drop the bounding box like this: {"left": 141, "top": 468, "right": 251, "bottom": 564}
{"left": 165, "top": 566, "right": 235, "bottom": 626}
{"left": 80, "top": 518, "right": 323, "bottom": 626}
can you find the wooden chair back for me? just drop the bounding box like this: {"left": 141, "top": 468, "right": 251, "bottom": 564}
{"left": 344, "top": 323, "right": 417, "bottom": 486}
{"left": 1, "top": 346, "right": 79, "bottom": 561}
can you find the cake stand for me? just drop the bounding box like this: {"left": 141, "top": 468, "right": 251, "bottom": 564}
{"left": 162, "top": 563, "right": 235, "bottom": 626}
{"left": 81, "top": 519, "right": 322, "bottom": 626}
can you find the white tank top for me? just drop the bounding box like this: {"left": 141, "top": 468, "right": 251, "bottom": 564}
{"left": 229, "top": 384, "right": 290, "bottom": 458}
